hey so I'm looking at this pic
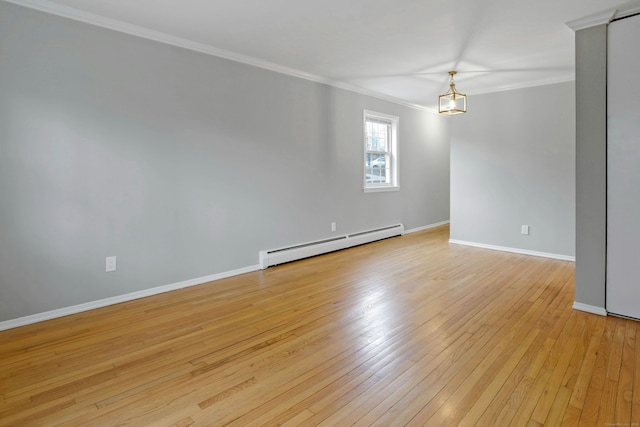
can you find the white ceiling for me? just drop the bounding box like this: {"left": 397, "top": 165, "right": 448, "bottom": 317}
{"left": 9, "top": 0, "right": 640, "bottom": 110}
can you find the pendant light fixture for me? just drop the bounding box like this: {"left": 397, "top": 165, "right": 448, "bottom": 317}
{"left": 438, "top": 71, "right": 467, "bottom": 115}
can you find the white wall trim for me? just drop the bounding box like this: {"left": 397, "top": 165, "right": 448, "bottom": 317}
{"left": 573, "top": 302, "right": 608, "bottom": 316}
{"left": 565, "top": 4, "right": 640, "bottom": 32}
{"left": 613, "top": 5, "right": 640, "bottom": 21}
{"left": 404, "top": 220, "right": 450, "bottom": 234}
{"left": 0, "top": 264, "right": 260, "bottom": 332}
{"left": 470, "top": 76, "right": 576, "bottom": 96}
{"left": 448, "top": 239, "right": 576, "bottom": 262}
{"left": 3, "top": 0, "right": 433, "bottom": 113}
{"left": 566, "top": 8, "right": 617, "bottom": 31}
{"left": 8, "top": 0, "right": 604, "bottom": 111}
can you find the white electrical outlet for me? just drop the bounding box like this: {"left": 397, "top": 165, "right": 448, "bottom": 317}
{"left": 331, "top": 222, "right": 337, "bottom": 232}
{"left": 521, "top": 225, "right": 530, "bottom": 235}
{"left": 106, "top": 256, "right": 117, "bottom": 272}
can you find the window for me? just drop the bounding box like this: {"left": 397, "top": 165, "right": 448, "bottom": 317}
{"left": 363, "top": 110, "right": 398, "bottom": 192}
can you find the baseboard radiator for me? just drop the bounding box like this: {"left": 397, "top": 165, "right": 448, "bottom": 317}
{"left": 259, "top": 224, "right": 404, "bottom": 269}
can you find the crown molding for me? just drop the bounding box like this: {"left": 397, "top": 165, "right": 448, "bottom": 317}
{"left": 565, "top": 3, "right": 640, "bottom": 31}
{"left": 470, "top": 76, "right": 575, "bottom": 96}
{"left": 565, "top": 8, "right": 617, "bottom": 31}
{"left": 613, "top": 2, "right": 640, "bottom": 20}
{"left": 5, "top": 0, "right": 590, "bottom": 112}
{"left": 3, "top": 0, "right": 433, "bottom": 112}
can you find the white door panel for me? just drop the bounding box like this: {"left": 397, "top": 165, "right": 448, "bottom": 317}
{"left": 607, "top": 13, "right": 640, "bottom": 319}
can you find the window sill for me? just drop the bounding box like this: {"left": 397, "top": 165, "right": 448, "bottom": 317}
{"left": 364, "top": 186, "right": 400, "bottom": 193}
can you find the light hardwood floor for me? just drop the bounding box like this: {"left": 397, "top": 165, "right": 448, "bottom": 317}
{"left": 1, "top": 225, "right": 638, "bottom": 426}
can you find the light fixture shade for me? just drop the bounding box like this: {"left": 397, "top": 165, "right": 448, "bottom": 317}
{"left": 438, "top": 71, "right": 467, "bottom": 115}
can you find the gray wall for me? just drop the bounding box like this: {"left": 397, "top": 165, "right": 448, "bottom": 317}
{"left": 450, "top": 82, "right": 575, "bottom": 257}
{"left": 574, "top": 25, "right": 607, "bottom": 310}
{"left": 0, "top": 2, "right": 450, "bottom": 322}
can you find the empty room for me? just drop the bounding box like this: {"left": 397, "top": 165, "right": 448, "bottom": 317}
{"left": 2, "top": 0, "right": 640, "bottom": 425}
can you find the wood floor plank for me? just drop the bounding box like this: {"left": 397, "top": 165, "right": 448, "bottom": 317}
{"left": 614, "top": 319, "right": 636, "bottom": 424}
{"left": 632, "top": 321, "right": 640, "bottom": 424}
{"left": 508, "top": 368, "right": 553, "bottom": 427}
{"left": 467, "top": 332, "right": 552, "bottom": 426}
{"left": 530, "top": 311, "right": 587, "bottom": 424}
{"left": 456, "top": 327, "right": 543, "bottom": 427}
{"left": 407, "top": 267, "right": 569, "bottom": 425}
{"left": 577, "top": 315, "right": 617, "bottom": 427}
{"left": 321, "top": 287, "right": 523, "bottom": 427}
{"left": 365, "top": 317, "right": 512, "bottom": 427}
{"left": 596, "top": 317, "right": 628, "bottom": 427}
{"left": 2, "top": 225, "right": 639, "bottom": 426}
{"left": 545, "top": 386, "right": 573, "bottom": 426}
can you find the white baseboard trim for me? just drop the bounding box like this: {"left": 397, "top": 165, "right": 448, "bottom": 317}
{"left": 573, "top": 302, "right": 608, "bottom": 316}
{"left": 0, "top": 264, "right": 261, "bottom": 332}
{"left": 404, "top": 220, "right": 450, "bottom": 234}
{"left": 448, "top": 239, "right": 576, "bottom": 262}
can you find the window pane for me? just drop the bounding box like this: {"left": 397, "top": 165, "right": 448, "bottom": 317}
{"left": 366, "top": 121, "right": 389, "bottom": 152}
{"left": 365, "top": 153, "right": 388, "bottom": 183}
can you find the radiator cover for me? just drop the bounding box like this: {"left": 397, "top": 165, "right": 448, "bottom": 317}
{"left": 259, "top": 224, "right": 404, "bottom": 269}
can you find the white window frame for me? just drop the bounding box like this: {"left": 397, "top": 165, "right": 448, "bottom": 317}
{"left": 363, "top": 110, "right": 399, "bottom": 192}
